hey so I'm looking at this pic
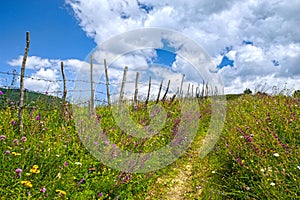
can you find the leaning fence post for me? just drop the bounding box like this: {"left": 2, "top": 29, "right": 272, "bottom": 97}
{"left": 19, "top": 31, "right": 30, "bottom": 134}
{"left": 162, "top": 80, "right": 170, "bottom": 102}
{"left": 156, "top": 80, "right": 163, "bottom": 104}
{"left": 61, "top": 62, "right": 67, "bottom": 119}
{"left": 104, "top": 59, "right": 111, "bottom": 106}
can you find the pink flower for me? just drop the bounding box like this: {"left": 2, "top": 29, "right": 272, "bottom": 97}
{"left": 36, "top": 113, "right": 40, "bottom": 121}
{"left": 0, "top": 135, "right": 5, "bottom": 140}
{"left": 0, "top": 91, "right": 3, "bottom": 95}
{"left": 98, "top": 192, "right": 103, "bottom": 197}
{"left": 15, "top": 168, "right": 22, "bottom": 177}
{"left": 64, "top": 161, "right": 68, "bottom": 167}
{"left": 40, "top": 187, "right": 46, "bottom": 193}
{"left": 21, "top": 136, "right": 27, "bottom": 142}
{"left": 5, "top": 150, "right": 10, "bottom": 155}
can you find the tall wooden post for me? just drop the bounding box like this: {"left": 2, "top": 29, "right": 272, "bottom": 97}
{"left": 90, "top": 54, "right": 94, "bottom": 114}
{"left": 104, "top": 59, "right": 111, "bottom": 106}
{"left": 61, "top": 62, "right": 67, "bottom": 118}
{"left": 19, "top": 32, "right": 30, "bottom": 134}
{"left": 119, "top": 66, "right": 128, "bottom": 106}
{"left": 133, "top": 72, "right": 140, "bottom": 108}
{"left": 162, "top": 80, "right": 170, "bottom": 102}
{"left": 156, "top": 80, "right": 163, "bottom": 104}
{"left": 145, "top": 76, "right": 151, "bottom": 107}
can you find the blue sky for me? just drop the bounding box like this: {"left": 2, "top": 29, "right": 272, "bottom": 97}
{"left": 0, "top": 0, "right": 95, "bottom": 68}
{"left": 0, "top": 0, "right": 299, "bottom": 95}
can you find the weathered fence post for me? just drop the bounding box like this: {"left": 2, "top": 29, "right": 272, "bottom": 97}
{"left": 156, "top": 80, "right": 163, "bottom": 104}
{"left": 162, "top": 80, "right": 170, "bottom": 102}
{"left": 90, "top": 54, "right": 95, "bottom": 114}
{"left": 145, "top": 76, "right": 151, "bottom": 107}
{"left": 133, "top": 72, "right": 140, "bottom": 108}
{"left": 61, "top": 62, "right": 67, "bottom": 119}
{"left": 19, "top": 31, "right": 30, "bottom": 134}
{"left": 119, "top": 66, "right": 128, "bottom": 107}
{"left": 104, "top": 59, "right": 111, "bottom": 106}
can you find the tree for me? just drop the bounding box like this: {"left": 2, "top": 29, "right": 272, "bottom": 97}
{"left": 244, "top": 88, "right": 252, "bottom": 94}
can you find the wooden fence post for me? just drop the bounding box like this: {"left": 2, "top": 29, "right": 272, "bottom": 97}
{"left": 145, "top": 76, "right": 151, "bottom": 107}
{"left": 90, "top": 54, "right": 95, "bottom": 114}
{"left": 119, "top": 66, "right": 128, "bottom": 106}
{"left": 156, "top": 80, "right": 163, "bottom": 104}
{"left": 104, "top": 59, "right": 111, "bottom": 106}
{"left": 19, "top": 31, "right": 30, "bottom": 134}
{"left": 61, "top": 62, "right": 67, "bottom": 119}
{"left": 133, "top": 72, "right": 140, "bottom": 108}
{"left": 162, "top": 80, "right": 170, "bottom": 102}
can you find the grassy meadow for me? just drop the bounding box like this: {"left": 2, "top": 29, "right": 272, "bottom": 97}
{"left": 0, "top": 91, "right": 299, "bottom": 199}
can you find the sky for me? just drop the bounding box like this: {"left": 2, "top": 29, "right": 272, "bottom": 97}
{"left": 0, "top": 0, "right": 299, "bottom": 99}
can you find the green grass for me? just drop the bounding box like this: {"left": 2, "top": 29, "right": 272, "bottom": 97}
{"left": 0, "top": 92, "right": 299, "bottom": 199}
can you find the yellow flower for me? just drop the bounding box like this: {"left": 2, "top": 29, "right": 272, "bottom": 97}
{"left": 30, "top": 165, "right": 40, "bottom": 174}
{"left": 56, "top": 189, "right": 66, "bottom": 195}
{"left": 21, "top": 181, "right": 33, "bottom": 188}
{"left": 26, "top": 173, "right": 31, "bottom": 176}
{"left": 12, "top": 152, "right": 21, "bottom": 156}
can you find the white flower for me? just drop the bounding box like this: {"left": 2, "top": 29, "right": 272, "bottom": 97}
{"left": 297, "top": 166, "right": 300, "bottom": 171}
{"left": 74, "top": 162, "right": 82, "bottom": 166}
{"left": 273, "top": 153, "right": 279, "bottom": 157}
{"left": 260, "top": 168, "right": 265, "bottom": 172}
{"left": 270, "top": 182, "right": 275, "bottom": 186}
{"left": 212, "top": 170, "right": 216, "bottom": 174}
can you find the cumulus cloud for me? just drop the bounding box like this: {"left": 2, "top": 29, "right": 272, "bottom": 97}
{"left": 65, "top": 0, "right": 300, "bottom": 94}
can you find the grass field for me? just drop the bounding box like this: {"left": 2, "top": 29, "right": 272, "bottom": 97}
{"left": 0, "top": 92, "right": 299, "bottom": 199}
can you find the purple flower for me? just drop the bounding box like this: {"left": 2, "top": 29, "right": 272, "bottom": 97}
{"left": 40, "top": 187, "right": 46, "bottom": 193}
{"left": 98, "top": 192, "right": 103, "bottom": 197}
{"left": 112, "top": 143, "right": 116, "bottom": 148}
{"left": 21, "top": 136, "right": 27, "bottom": 142}
{"left": 13, "top": 139, "right": 19, "bottom": 145}
{"left": 11, "top": 119, "right": 15, "bottom": 126}
{"left": 36, "top": 113, "right": 40, "bottom": 121}
{"left": 15, "top": 168, "right": 22, "bottom": 177}
{"left": 5, "top": 150, "right": 10, "bottom": 155}
{"left": 0, "top": 91, "right": 3, "bottom": 95}
{"left": 64, "top": 161, "right": 68, "bottom": 167}
{"left": 78, "top": 178, "right": 85, "bottom": 186}
{"left": 0, "top": 135, "right": 6, "bottom": 140}
{"left": 10, "top": 101, "right": 14, "bottom": 105}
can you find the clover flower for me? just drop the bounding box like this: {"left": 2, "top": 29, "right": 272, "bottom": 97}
{"left": 21, "top": 181, "right": 32, "bottom": 188}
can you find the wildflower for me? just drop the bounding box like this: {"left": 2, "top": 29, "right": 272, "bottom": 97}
{"left": 0, "top": 91, "right": 3, "bottom": 95}
{"left": 15, "top": 168, "right": 23, "bottom": 177}
{"left": 12, "top": 152, "right": 21, "bottom": 156}
{"left": 36, "top": 113, "right": 40, "bottom": 121}
{"left": 98, "top": 192, "right": 103, "bottom": 197}
{"left": 245, "top": 187, "right": 250, "bottom": 191}
{"left": 297, "top": 166, "right": 300, "bottom": 171}
{"left": 56, "top": 189, "right": 66, "bottom": 196}
{"left": 273, "top": 153, "right": 279, "bottom": 157}
{"left": 64, "top": 161, "right": 68, "bottom": 167}
{"left": 21, "top": 136, "right": 27, "bottom": 142}
{"left": 5, "top": 150, "right": 10, "bottom": 155}
{"left": 270, "top": 182, "right": 275, "bottom": 186}
{"left": 74, "top": 162, "right": 82, "bottom": 166}
{"left": 11, "top": 119, "right": 15, "bottom": 126}
{"left": 30, "top": 165, "right": 40, "bottom": 174}
{"left": 112, "top": 143, "right": 116, "bottom": 148}
{"left": 13, "top": 139, "right": 18, "bottom": 145}
{"left": 0, "top": 135, "right": 5, "bottom": 140}
{"left": 78, "top": 178, "right": 85, "bottom": 186}
{"left": 26, "top": 173, "right": 31, "bottom": 176}
{"left": 260, "top": 168, "right": 265, "bottom": 172}
{"left": 211, "top": 170, "right": 216, "bottom": 174}
{"left": 40, "top": 187, "right": 46, "bottom": 193}
{"left": 21, "top": 181, "right": 33, "bottom": 188}
{"left": 56, "top": 154, "right": 60, "bottom": 157}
